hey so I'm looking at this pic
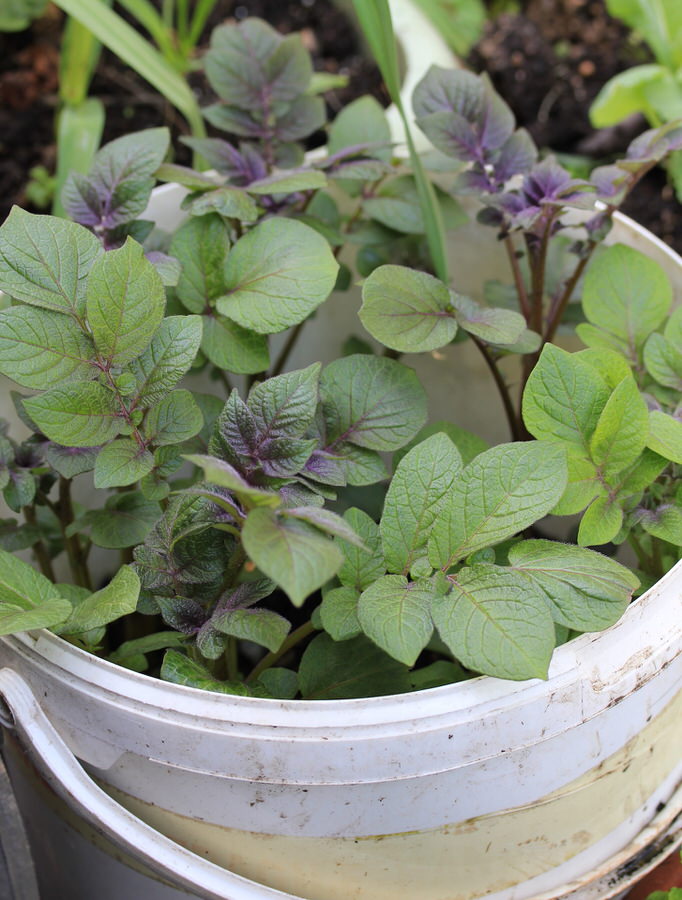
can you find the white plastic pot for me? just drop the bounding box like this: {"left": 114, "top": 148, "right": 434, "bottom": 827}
{"left": 0, "top": 558, "right": 680, "bottom": 900}
{"left": 1, "top": 15, "right": 681, "bottom": 896}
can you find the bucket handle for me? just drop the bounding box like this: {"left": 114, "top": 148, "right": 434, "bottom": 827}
{"left": 0, "top": 668, "right": 302, "bottom": 900}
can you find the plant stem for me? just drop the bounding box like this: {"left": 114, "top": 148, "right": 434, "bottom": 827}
{"left": 270, "top": 323, "right": 305, "bottom": 377}
{"left": 246, "top": 620, "right": 315, "bottom": 683}
{"left": 504, "top": 234, "right": 530, "bottom": 321}
{"left": 225, "top": 637, "right": 238, "bottom": 681}
{"left": 544, "top": 245, "right": 595, "bottom": 344}
{"left": 23, "top": 505, "right": 56, "bottom": 581}
{"left": 58, "top": 477, "right": 93, "bottom": 590}
{"left": 471, "top": 336, "right": 520, "bottom": 441}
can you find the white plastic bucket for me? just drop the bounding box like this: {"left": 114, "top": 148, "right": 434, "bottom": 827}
{"left": 1, "top": 11, "right": 681, "bottom": 896}
{"left": 0, "top": 558, "right": 680, "bottom": 900}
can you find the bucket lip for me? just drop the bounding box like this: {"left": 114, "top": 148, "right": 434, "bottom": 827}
{"left": 3, "top": 559, "right": 680, "bottom": 727}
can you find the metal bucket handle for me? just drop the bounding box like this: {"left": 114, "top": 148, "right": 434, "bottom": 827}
{"left": 0, "top": 668, "right": 302, "bottom": 900}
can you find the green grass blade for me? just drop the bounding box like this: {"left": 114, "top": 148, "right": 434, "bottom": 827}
{"left": 52, "top": 0, "right": 205, "bottom": 136}
{"left": 351, "top": 0, "right": 449, "bottom": 283}
{"left": 52, "top": 98, "right": 105, "bottom": 217}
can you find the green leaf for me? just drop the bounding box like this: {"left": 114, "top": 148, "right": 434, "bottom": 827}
{"left": 170, "top": 214, "right": 230, "bottom": 314}
{"left": 550, "top": 448, "right": 600, "bottom": 516}
{"left": 509, "top": 539, "right": 638, "bottom": 631}
{"left": 51, "top": 0, "right": 203, "bottom": 136}
{"left": 184, "top": 455, "right": 281, "bottom": 509}
{"left": 523, "top": 344, "right": 610, "bottom": 450}
{"left": 201, "top": 314, "right": 270, "bottom": 375}
{"left": 0, "top": 208, "right": 101, "bottom": 316}
{"left": 328, "top": 95, "right": 391, "bottom": 161}
{"left": 218, "top": 218, "right": 339, "bottom": 334}
{"left": 320, "top": 355, "right": 427, "bottom": 452}
{"left": 255, "top": 667, "right": 299, "bottom": 699}
{"left": 578, "top": 496, "right": 624, "bottom": 546}
{"left": 394, "top": 421, "right": 488, "bottom": 469}
{"left": 183, "top": 186, "right": 260, "bottom": 222}
{"left": 360, "top": 265, "right": 457, "bottom": 353}
{"left": 319, "top": 585, "right": 361, "bottom": 641}
{"left": 0, "top": 305, "right": 95, "bottom": 389}
{"left": 337, "top": 507, "right": 386, "bottom": 592}
{"left": 450, "top": 293, "right": 526, "bottom": 345}
{"left": 357, "top": 575, "right": 434, "bottom": 666}
{"left": 249, "top": 362, "right": 321, "bottom": 440}
{"left": 94, "top": 439, "right": 154, "bottom": 488}
{"left": 590, "top": 64, "right": 677, "bottom": 127}
{"left": 86, "top": 492, "right": 160, "bottom": 548}
{"left": 86, "top": 238, "right": 166, "bottom": 366}
{"left": 363, "top": 176, "right": 465, "bottom": 235}
{"left": 283, "top": 506, "right": 366, "bottom": 547}
{"left": 604, "top": 0, "right": 682, "bottom": 68}
{"left": 211, "top": 608, "right": 290, "bottom": 653}
{"left": 0, "top": 549, "right": 72, "bottom": 636}
{"left": 64, "top": 127, "right": 170, "bottom": 227}
{"left": 205, "top": 19, "right": 312, "bottom": 107}
{"left": 24, "top": 382, "right": 123, "bottom": 447}
{"left": 144, "top": 390, "right": 203, "bottom": 446}
{"left": 242, "top": 507, "right": 342, "bottom": 606}
{"left": 108, "top": 631, "right": 187, "bottom": 672}
{"left": 161, "top": 649, "right": 252, "bottom": 696}
{"left": 589, "top": 376, "right": 649, "bottom": 478}
{"left": 247, "top": 170, "right": 327, "bottom": 195}
{"left": 576, "top": 347, "right": 633, "bottom": 388}
{"left": 429, "top": 442, "right": 567, "bottom": 569}
{"left": 643, "top": 332, "right": 682, "bottom": 390}
{"left": 130, "top": 316, "right": 203, "bottom": 406}
{"left": 432, "top": 565, "right": 555, "bottom": 681}
{"left": 647, "top": 410, "right": 682, "bottom": 463}
{"left": 580, "top": 244, "right": 672, "bottom": 359}
{"left": 381, "top": 433, "right": 462, "bottom": 575}
{"left": 299, "top": 633, "right": 411, "bottom": 699}
{"left": 58, "top": 566, "right": 139, "bottom": 634}
{"left": 639, "top": 506, "right": 682, "bottom": 547}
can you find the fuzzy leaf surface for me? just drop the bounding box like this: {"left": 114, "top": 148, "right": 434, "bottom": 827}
{"left": 86, "top": 239, "right": 165, "bottom": 366}
{"left": 218, "top": 218, "right": 338, "bottom": 334}
{"left": 94, "top": 439, "right": 154, "bottom": 488}
{"left": 130, "top": 316, "right": 202, "bottom": 406}
{"left": 242, "top": 507, "right": 342, "bottom": 606}
{"left": 358, "top": 575, "right": 435, "bottom": 666}
{"left": 0, "top": 305, "right": 95, "bottom": 389}
{"left": 0, "top": 549, "right": 72, "bottom": 635}
{"left": 429, "top": 442, "right": 567, "bottom": 569}
{"left": 508, "top": 539, "right": 638, "bottom": 631}
{"left": 298, "top": 633, "right": 411, "bottom": 699}
{"left": 320, "top": 355, "right": 427, "bottom": 452}
{"left": 59, "top": 566, "right": 140, "bottom": 635}
{"left": 360, "top": 266, "right": 457, "bottom": 353}
{"left": 432, "top": 565, "right": 554, "bottom": 680}
{"left": 0, "top": 208, "right": 101, "bottom": 315}
{"left": 381, "top": 433, "right": 462, "bottom": 575}
{"left": 337, "top": 507, "right": 386, "bottom": 592}
{"left": 24, "top": 382, "right": 123, "bottom": 448}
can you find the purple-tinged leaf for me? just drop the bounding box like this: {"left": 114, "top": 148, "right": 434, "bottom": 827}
{"left": 275, "top": 95, "right": 325, "bottom": 142}
{"left": 217, "top": 578, "right": 276, "bottom": 612}
{"left": 62, "top": 128, "right": 170, "bottom": 232}
{"left": 590, "top": 165, "right": 629, "bottom": 202}
{"left": 303, "top": 449, "right": 348, "bottom": 486}
{"left": 492, "top": 129, "right": 538, "bottom": 184}
{"left": 157, "top": 595, "right": 207, "bottom": 634}
{"left": 202, "top": 104, "right": 267, "bottom": 139}
{"left": 258, "top": 437, "right": 317, "bottom": 478}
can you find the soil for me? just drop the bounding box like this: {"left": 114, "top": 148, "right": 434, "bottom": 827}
{"left": 1, "top": 0, "right": 680, "bottom": 252}
{"left": 469, "top": 0, "right": 682, "bottom": 254}
{"left": 0, "top": 0, "right": 384, "bottom": 220}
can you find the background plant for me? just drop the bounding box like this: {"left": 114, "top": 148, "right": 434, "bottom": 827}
{"left": 590, "top": 0, "right": 682, "bottom": 199}
{"left": 0, "top": 12, "right": 675, "bottom": 700}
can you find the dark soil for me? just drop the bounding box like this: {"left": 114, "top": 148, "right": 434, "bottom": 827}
{"left": 470, "top": 0, "right": 682, "bottom": 254}
{"left": 0, "top": 0, "right": 384, "bottom": 220}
